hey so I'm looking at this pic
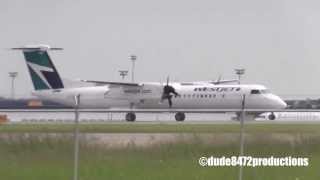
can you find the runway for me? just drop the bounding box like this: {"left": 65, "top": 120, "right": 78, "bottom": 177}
{"left": 1, "top": 111, "right": 320, "bottom": 124}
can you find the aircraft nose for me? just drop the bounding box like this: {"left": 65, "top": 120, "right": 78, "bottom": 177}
{"left": 273, "top": 95, "right": 287, "bottom": 109}
{"left": 278, "top": 99, "right": 287, "bottom": 109}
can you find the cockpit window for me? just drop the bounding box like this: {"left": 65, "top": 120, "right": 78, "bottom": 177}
{"left": 251, "top": 89, "right": 261, "bottom": 94}
{"left": 251, "top": 89, "right": 270, "bottom": 94}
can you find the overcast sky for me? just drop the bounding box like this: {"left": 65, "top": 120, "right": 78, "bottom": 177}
{"left": 1, "top": 0, "right": 320, "bottom": 98}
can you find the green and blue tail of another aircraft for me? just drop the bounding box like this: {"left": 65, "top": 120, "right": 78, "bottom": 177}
{"left": 14, "top": 45, "right": 64, "bottom": 90}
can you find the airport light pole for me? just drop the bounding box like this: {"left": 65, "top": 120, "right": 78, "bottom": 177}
{"left": 235, "top": 68, "right": 245, "bottom": 84}
{"left": 73, "top": 94, "right": 80, "bottom": 180}
{"left": 119, "top": 70, "right": 129, "bottom": 80}
{"left": 129, "top": 55, "right": 137, "bottom": 83}
{"left": 238, "top": 94, "right": 246, "bottom": 180}
{"left": 9, "top": 72, "right": 18, "bottom": 99}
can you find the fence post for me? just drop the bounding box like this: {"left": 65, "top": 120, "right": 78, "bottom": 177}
{"left": 73, "top": 94, "right": 80, "bottom": 180}
{"left": 238, "top": 94, "right": 246, "bottom": 180}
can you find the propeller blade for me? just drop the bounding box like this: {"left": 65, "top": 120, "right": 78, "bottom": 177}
{"left": 160, "top": 76, "right": 178, "bottom": 108}
{"left": 168, "top": 96, "right": 172, "bottom": 108}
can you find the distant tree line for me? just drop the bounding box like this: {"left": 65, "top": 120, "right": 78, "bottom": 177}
{"left": 0, "top": 97, "right": 71, "bottom": 109}
{"left": 286, "top": 99, "right": 320, "bottom": 109}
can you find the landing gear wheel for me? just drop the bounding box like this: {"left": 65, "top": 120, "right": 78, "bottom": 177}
{"left": 125, "top": 112, "right": 136, "bottom": 122}
{"left": 175, "top": 112, "right": 185, "bottom": 121}
{"left": 268, "top": 113, "right": 276, "bottom": 120}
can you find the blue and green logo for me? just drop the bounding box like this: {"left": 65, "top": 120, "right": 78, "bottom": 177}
{"left": 23, "top": 51, "right": 64, "bottom": 90}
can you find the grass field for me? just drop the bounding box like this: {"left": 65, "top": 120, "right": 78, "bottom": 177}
{"left": 1, "top": 123, "right": 320, "bottom": 180}
{"left": 1, "top": 123, "right": 320, "bottom": 133}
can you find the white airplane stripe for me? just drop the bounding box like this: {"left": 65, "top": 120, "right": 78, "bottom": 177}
{"left": 27, "top": 62, "right": 54, "bottom": 88}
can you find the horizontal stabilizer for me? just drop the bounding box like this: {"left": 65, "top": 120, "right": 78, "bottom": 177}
{"left": 11, "top": 44, "right": 63, "bottom": 51}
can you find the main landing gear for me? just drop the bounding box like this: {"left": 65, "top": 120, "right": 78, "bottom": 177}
{"left": 175, "top": 112, "right": 185, "bottom": 121}
{"left": 268, "top": 113, "right": 276, "bottom": 120}
{"left": 125, "top": 112, "right": 136, "bottom": 122}
{"left": 124, "top": 112, "right": 186, "bottom": 122}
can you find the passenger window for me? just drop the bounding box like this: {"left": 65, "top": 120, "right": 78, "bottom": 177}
{"left": 251, "top": 90, "right": 261, "bottom": 94}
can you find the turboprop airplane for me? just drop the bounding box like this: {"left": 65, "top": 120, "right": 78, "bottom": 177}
{"left": 12, "top": 45, "right": 287, "bottom": 121}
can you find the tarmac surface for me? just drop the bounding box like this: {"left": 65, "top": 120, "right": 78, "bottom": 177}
{"left": 2, "top": 109, "right": 320, "bottom": 124}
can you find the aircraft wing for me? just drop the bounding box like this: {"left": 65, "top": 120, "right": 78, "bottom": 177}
{"left": 210, "top": 79, "right": 239, "bottom": 85}
{"left": 81, "top": 80, "right": 141, "bottom": 87}
{"left": 194, "top": 79, "right": 239, "bottom": 85}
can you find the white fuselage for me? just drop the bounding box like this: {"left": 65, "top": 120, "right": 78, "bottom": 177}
{"left": 32, "top": 82, "right": 287, "bottom": 110}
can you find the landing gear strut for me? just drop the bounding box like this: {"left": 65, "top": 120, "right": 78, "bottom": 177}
{"left": 125, "top": 112, "right": 136, "bottom": 122}
{"left": 175, "top": 112, "right": 185, "bottom": 121}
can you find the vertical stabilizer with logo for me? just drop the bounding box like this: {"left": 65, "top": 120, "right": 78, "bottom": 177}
{"left": 13, "top": 45, "right": 64, "bottom": 90}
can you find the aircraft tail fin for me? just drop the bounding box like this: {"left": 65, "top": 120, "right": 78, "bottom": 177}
{"left": 12, "top": 45, "right": 64, "bottom": 90}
